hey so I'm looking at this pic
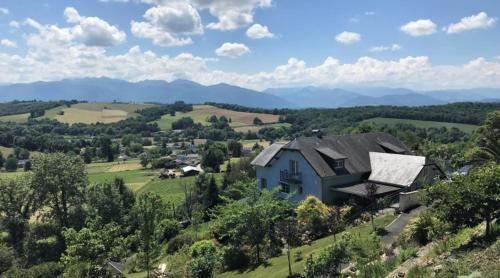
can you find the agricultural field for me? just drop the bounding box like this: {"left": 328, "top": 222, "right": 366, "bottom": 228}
{"left": 0, "top": 113, "right": 31, "bottom": 123}
{"left": 41, "top": 102, "right": 156, "bottom": 124}
{"left": 154, "top": 104, "right": 281, "bottom": 131}
{"left": 0, "top": 146, "right": 14, "bottom": 157}
{"left": 361, "top": 117, "right": 479, "bottom": 134}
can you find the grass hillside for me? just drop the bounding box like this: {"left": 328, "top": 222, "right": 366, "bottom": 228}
{"left": 42, "top": 102, "right": 156, "bottom": 124}
{"left": 361, "top": 117, "right": 479, "bottom": 134}
{"left": 0, "top": 113, "right": 31, "bottom": 123}
{"left": 154, "top": 104, "right": 284, "bottom": 132}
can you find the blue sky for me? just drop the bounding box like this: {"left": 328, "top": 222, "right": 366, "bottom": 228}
{"left": 0, "top": 0, "right": 499, "bottom": 90}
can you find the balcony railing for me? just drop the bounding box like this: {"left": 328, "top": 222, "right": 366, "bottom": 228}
{"left": 280, "top": 170, "right": 302, "bottom": 183}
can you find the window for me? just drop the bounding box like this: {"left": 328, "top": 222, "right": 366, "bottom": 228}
{"left": 260, "top": 178, "right": 267, "bottom": 189}
{"left": 289, "top": 160, "right": 299, "bottom": 175}
{"left": 298, "top": 186, "right": 303, "bottom": 194}
{"left": 333, "top": 159, "right": 344, "bottom": 169}
{"left": 281, "top": 183, "right": 290, "bottom": 193}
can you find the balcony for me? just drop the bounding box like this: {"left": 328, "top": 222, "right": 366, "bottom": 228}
{"left": 280, "top": 170, "right": 302, "bottom": 184}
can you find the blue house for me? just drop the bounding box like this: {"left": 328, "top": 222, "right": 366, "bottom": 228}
{"left": 251, "top": 132, "right": 444, "bottom": 204}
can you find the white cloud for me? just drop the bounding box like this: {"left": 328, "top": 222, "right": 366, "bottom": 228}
{"left": 335, "top": 31, "right": 361, "bottom": 44}
{"left": 131, "top": 2, "right": 203, "bottom": 47}
{"left": 365, "top": 11, "right": 375, "bottom": 16}
{"left": 444, "top": 12, "right": 496, "bottom": 34}
{"left": 63, "top": 7, "right": 126, "bottom": 47}
{"left": 0, "top": 39, "right": 16, "bottom": 48}
{"left": 246, "top": 24, "right": 274, "bottom": 39}
{"left": 22, "top": 8, "right": 126, "bottom": 49}
{"left": 215, "top": 42, "right": 250, "bottom": 58}
{"left": 1, "top": 40, "right": 500, "bottom": 91}
{"left": 370, "top": 44, "right": 401, "bottom": 52}
{"left": 9, "top": 21, "right": 20, "bottom": 28}
{"left": 401, "top": 19, "right": 437, "bottom": 36}
{"left": 191, "top": 0, "right": 272, "bottom": 31}
{"left": 0, "top": 7, "right": 9, "bottom": 16}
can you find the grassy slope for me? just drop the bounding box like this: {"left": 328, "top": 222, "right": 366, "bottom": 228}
{"left": 0, "top": 113, "right": 31, "bottom": 123}
{"left": 217, "top": 214, "right": 396, "bottom": 278}
{"left": 154, "top": 104, "right": 280, "bottom": 131}
{"left": 361, "top": 117, "right": 479, "bottom": 134}
{"left": 137, "top": 173, "right": 223, "bottom": 206}
{"left": 125, "top": 214, "right": 396, "bottom": 278}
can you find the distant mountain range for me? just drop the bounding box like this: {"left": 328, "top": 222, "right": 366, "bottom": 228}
{"left": 0, "top": 78, "right": 498, "bottom": 109}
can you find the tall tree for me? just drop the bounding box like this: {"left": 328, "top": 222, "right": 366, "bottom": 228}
{"left": 134, "top": 193, "right": 166, "bottom": 277}
{"left": 31, "top": 153, "right": 87, "bottom": 238}
{"left": 470, "top": 111, "right": 500, "bottom": 163}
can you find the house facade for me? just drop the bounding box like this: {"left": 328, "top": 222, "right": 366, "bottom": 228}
{"left": 251, "top": 132, "right": 444, "bottom": 204}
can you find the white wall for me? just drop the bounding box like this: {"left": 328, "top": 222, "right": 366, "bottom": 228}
{"left": 399, "top": 190, "right": 421, "bottom": 211}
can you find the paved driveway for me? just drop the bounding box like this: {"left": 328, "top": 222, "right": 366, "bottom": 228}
{"left": 381, "top": 206, "right": 426, "bottom": 245}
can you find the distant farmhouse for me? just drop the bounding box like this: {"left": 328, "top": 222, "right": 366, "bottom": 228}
{"left": 251, "top": 132, "right": 444, "bottom": 207}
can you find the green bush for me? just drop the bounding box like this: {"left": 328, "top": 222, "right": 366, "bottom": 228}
{"left": 167, "top": 233, "right": 195, "bottom": 254}
{"left": 304, "top": 239, "right": 350, "bottom": 278}
{"left": 0, "top": 244, "right": 14, "bottom": 274}
{"left": 399, "top": 211, "right": 446, "bottom": 246}
{"left": 156, "top": 219, "right": 181, "bottom": 243}
{"left": 2, "top": 262, "right": 65, "bottom": 278}
{"left": 188, "top": 240, "right": 218, "bottom": 278}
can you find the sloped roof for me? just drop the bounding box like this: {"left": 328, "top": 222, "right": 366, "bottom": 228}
{"left": 368, "top": 152, "right": 425, "bottom": 187}
{"left": 283, "top": 132, "right": 411, "bottom": 177}
{"left": 251, "top": 132, "right": 411, "bottom": 178}
{"left": 251, "top": 143, "right": 285, "bottom": 167}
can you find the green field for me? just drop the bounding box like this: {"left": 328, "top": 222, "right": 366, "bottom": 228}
{"left": 154, "top": 104, "right": 281, "bottom": 131}
{"left": 0, "top": 146, "right": 14, "bottom": 156}
{"left": 361, "top": 117, "right": 479, "bottom": 134}
{"left": 0, "top": 113, "right": 31, "bottom": 123}
{"left": 137, "top": 173, "right": 223, "bottom": 205}
{"left": 42, "top": 102, "right": 156, "bottom": 124}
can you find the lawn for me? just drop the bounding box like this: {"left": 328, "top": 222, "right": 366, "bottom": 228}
{"left": 88, "top": 169, "right": 156, "bottom": 192}
{"left": 217, "top": 214, "right": 396, "bottom": 278}
{"left": 0, "top": 146, "right": 14, "bottom": 156}
{"left": 154, "top": 105, "right": 280, "bottom": 130}
{"left": 137, "top": 173, "right": 223, "bottom": 206}
{"left": 41, "top": 102, "right": 155, "bottom": 124}
{"left": 0, "top": 113, "right": 31, "bottom": 123}
{"left": 361, "top": 117, "right": 479, "bottom": 134}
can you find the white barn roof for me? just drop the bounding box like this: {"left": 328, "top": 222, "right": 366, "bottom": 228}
{"left": 368, "top": 152, "right": 425, "bottom": 187}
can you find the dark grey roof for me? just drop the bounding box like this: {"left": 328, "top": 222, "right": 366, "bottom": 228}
{"left": 315, "top": 147, "right": 347, "bottom": 160}
{"left": 332, "top": 182, "right": 402, "bottom": 197}
{"left": 281, "top": 132, "right": 411, "bottom": 178}
{"left": 378, "top": 141, "right": 407, "bottom": 154}
{"left": 251, "top": 143, "right": 285, "bottom": 167}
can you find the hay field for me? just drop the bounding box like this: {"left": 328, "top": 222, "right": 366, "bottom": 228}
{"left": 43, "top": 102, "right": 156, "bottom": 124}
{"left": 155, "top": 104, "right": 281, "bottom": 130}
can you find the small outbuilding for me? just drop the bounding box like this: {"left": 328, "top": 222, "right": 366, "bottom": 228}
{"left": 182, "top": 166, "right": 203, "bottom": 176}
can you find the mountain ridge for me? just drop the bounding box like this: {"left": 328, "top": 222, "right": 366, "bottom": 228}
{"left": 0, "top": 78, "right": 498, "bottom": 108}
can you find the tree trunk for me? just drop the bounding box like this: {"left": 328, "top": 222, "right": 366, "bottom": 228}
{"left": 287, "top": 246, "right": 292, "bottom": 277}
{"left": 256, "top": 243, "right": 260, "bottom": 265}
{"left": 486, "top": 215, "right": 491, "bottom": 237}
{"left": 146, "top": 249, "right": 150, "bottom": 278}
